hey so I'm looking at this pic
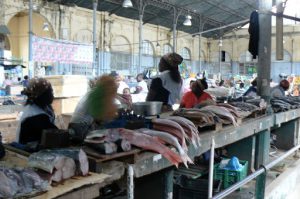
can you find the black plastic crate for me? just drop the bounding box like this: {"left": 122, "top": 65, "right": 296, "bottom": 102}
{"left": 174, "top": 175, "right": 221, "bottom": 199}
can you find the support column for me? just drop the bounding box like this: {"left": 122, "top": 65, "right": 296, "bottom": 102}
{"left": 255, "top": 129, "right": 270, "bottom": 199}
{"left": 93, "top": 0, "right": 98, "bottom": 76}
{"left": 173, "top": 23, "right": 176, "bottom": 53}
{"left": 172, "top": 8, "right": 178, "bottom": 53}
{"left": 138, "top": 13, "right": 143, "bottom": 74}
{"left": 257, "top": 0, "right": 272, "bottom": 102}
{"left": 164, "top": 169, "right": 174, "bottom": 199}
{"left": 199, "top": 35, "right": 202, "bottom": 72}
{"left": 28, "top": 0, "right": 33, "bottom": 77}
{"left": 276, "top": 0, "right": 283, "bottom": 60}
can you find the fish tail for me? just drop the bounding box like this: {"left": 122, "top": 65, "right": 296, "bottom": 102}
{"left": 163, "top": 151, "right": 182, "bottom": 168}
{"left": 180, "top": 154, "right": 194, "bottom": 168}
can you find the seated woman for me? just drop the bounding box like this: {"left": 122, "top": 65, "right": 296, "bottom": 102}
{"left": 69, "top": 75, "right": 118, "bottom": 141}
{"left": 17, "top": 78, "right": 57, "bottom": 145}
{"left": 180, "top": 78, "right": 213, "bottom": 108}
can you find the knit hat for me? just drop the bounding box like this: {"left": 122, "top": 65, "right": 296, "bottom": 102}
{"left": 162, "top": 53, "right": 183, "bottom": 67}
{"left": 23, "top": 78, "right": 52, "bottom": 100}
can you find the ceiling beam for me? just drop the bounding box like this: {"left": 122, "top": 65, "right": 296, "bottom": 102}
{"left": 200, "top": 0, "right": 248, "bottom": 19}
{"left": 109, "top": 5, "right": 122, "bottom": 16}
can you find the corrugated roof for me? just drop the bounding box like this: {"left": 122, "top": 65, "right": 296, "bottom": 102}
{"left": 46, "top": 0, "right": 258, "bottom": 37}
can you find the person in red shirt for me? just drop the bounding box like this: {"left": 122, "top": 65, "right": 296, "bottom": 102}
{"left": 180, "top": 78, "right": 213, "bottom": 108}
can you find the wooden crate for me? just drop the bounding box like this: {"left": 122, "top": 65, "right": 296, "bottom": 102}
{"left": 45, "top": 75, "right": 88, "bottom": 98}
{"left": 52, "top": 97, "right": 81, "bottom": 115}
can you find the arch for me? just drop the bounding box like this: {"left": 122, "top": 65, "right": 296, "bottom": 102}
{"left": 142, "top": 40, "right": 155, "bottom": 56}
{"left": 7, "top": 11, "right": 55, "bottom": 60}
{"left": 161, "top": 43, "right": 172, "bottom": 56}
{"left": 74, "top": 29, "right": 93, "bottom": 44}
{"left": 110, "top": 35, "right": 132, "bottom": 53}
{"left": 6, "top": 10, "right": 55, "bottom": 38}
{"left": 110, "top": 35, "right": 132, "bottom": 74}
{"left": 180, "top": 47, "right": 191, "bottom": 60}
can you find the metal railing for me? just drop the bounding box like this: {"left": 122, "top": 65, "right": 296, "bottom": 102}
{"left": 212, "top": 144, "right": 300, "bottom": 199}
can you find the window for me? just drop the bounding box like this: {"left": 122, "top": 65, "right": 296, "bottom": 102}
{"left": 161, "top": 44, "right": 172, "bottom": 55}
{"left": 180, "top": 47, "right": 191, "bottom": 60}
{"left": 110, "top": 51, "right": 131, "bottom": 71}
{"left": 142, "top": 40, "right": 154, "bottom": 55}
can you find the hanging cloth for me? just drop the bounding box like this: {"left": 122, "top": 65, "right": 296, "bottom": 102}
{"left": 248, "top": 11, "right": 259, "bottom": 59}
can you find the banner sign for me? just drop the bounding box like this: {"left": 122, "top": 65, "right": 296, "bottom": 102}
{"left": 32, "top": 36, "right": 93, "bottom": 64}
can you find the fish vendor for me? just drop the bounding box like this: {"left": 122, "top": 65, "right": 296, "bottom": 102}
{"left": 16, "top": 78, "right": 57, "bottom": 145}
{"left": 69, "top": 75, "right": 118, "bottom": 141}
{"left": 146, "top": 52, "right": 183, "bottom": 111}
{"left": 270, "top": 79, "right": 290, "bottom": 98}
{"left": 243, "top": 78, "right": 257, "bottom": 97}
{"left": 180, "top": 78, "right": 213, "bottom": 108}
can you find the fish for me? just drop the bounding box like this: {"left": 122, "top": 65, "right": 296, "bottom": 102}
{"left": 28, "top": 150, "right": 76, "bottom": 183}
{"left": 199, "top": 105, "right": 238, "bottom": 126}
{"left": 138, "top": 128, "right": 193, "bottom": 168}
{"left": 0, "top": 167, "right": 49, "bottom": 198}
{"left": 118, "top": 128, "right": 183, "bottom": 167}
{"left": 166, "top": 116, "right": 201, "bottom": 148}
{"left": 87, "top": 142, "right": 118, "bottom": 154}
{"left": 229, "top": 102, "right": 260, "bottom": 112}
{"left": 49, "top": 148, "right": 89, "bottom": 176}
{"left": 152, "top": 118, "right": 188, "bottom": 151}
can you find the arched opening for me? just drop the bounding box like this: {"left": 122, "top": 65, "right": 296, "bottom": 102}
{"left": 179, "top": 47, "right": 192, "bottom": 76}
{"left": 7, "top": 11, "right": 55, "bottom": 61}
{"left": 161, "top": 44, "right": 172, "bottom": 56}
{"left": 110, "top": 35, "right": 132, "bottom": 75}
{"left": 142, "top": 40, "right": 155, "bottom": 73}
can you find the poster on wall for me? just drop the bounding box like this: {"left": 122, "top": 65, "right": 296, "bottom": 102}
{"left": 32, "top": 36, "right": 93, "bottom": 64}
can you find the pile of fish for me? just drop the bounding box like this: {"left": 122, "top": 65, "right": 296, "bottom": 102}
{"left": 28, "top": 148, "right": 89, "bottom": 183}
{"left": 84, "top": 129, "right": 132, "bottom": 154}
{"left": 271, "top": 96, "right": 300, "bottom": 112}
{"left": 173, "top": 104, "right": 241, "bottom": 127}
{"left": 0, "top": 167, "right": 49, "bottom": 198}
{"left": 85, "top": 116, "right": 200, "bottom": 168}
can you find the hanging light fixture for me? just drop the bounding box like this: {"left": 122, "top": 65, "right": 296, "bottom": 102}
{"left": 43, "top": 22, "right": 49, "bottom": 31}
{"left": 183, "top": 15, "right": 192, "bottom": 26}
{"left": 122, "top": 0, "right": 133, "bottom": 8}
{"left": 218, "top": 38, "right": 223, "bottom": 47}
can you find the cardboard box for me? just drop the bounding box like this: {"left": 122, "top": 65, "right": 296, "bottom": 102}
{"left": 52, "top": 97, "right": 81, "bottom": 115}
{"left": 45, "top": 75, "right": 88, "bottom": 98}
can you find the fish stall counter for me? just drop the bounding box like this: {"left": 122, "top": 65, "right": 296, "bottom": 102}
{"left": 0, "top": 148, "right": 110, "bottom": 199}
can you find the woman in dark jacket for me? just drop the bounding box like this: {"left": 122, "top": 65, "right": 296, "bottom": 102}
{"left": 146, "top": 53, "right": 183, "bottom": 110}
{"left": 17, "top": 78, "right": 57, "bottom": 145}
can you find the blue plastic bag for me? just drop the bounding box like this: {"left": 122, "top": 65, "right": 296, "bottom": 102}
{"left": 224, "top": 156, "right": 243, "bottom": 171}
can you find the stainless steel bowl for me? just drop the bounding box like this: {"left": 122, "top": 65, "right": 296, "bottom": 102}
{"left": 132, "top": 101, "right": 163, "bottom": 116}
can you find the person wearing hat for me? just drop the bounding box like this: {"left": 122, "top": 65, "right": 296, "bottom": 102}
{"left": 180, "top": 78, "right": 213, "bottom": 108}
{"left": 146, "top": 53, "right": 183, "bottom": 110}
{"left": 16, "top": 78, "right": 57, "bottom": 145}
{"left": 270, "top": 79, "right": 290, "bottom": 98}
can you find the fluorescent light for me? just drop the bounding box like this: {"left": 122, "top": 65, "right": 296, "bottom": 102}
{"left": 122, "top": 0, "right": 133, "bottom": 8}
{"left": 183, "top": 15, "right": 192, "bottom": 26}
{"left": 43, "top": 22, "right": 49, "bottom": 31}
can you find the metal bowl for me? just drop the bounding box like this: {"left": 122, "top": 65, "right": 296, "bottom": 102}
{"left": 132, "top": 101, "right": 163, "bottom": 116}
